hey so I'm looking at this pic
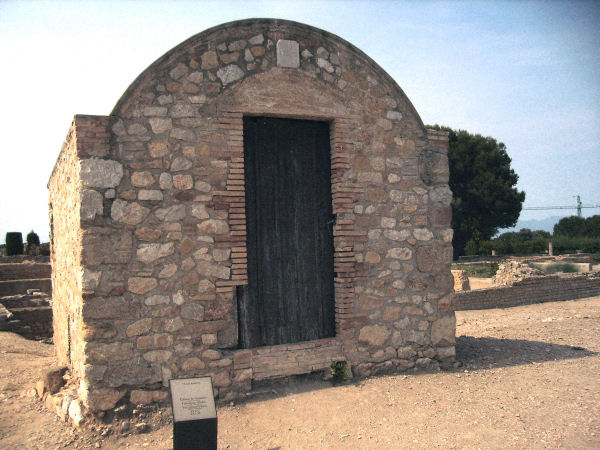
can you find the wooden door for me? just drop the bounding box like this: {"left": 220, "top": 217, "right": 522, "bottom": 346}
{"left": 239, "top": 116, "right": 335, "bottom": 348}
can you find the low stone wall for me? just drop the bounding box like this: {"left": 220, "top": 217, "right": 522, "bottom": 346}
{"left": 456, "top": 272, "right": 600, "bottom": 310}
{"left": 0, "top": 294, "right": 53, "bottom": 338}
{"left": 0, "top": 255, "right": 50, "bottom": 263}
{"left": 0, "top": 278, "right": 52, "bottom": 296}
{"left": 0, "top": 263, "right": 51, "bottom": 281}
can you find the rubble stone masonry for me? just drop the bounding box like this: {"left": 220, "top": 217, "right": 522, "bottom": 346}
{"left": 48, "top": 19, "right": 454, "bottom": 412}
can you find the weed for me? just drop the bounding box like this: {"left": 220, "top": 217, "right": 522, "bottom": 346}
{"left": 330, "top": 361, "right": 348, "bottom": 384}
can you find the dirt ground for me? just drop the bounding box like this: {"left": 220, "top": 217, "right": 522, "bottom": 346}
{"left": 1, "top": 296, "right": 599, "bottom": 449}
{"left": 466, "top": 276, "right": 493, "bottom": 290}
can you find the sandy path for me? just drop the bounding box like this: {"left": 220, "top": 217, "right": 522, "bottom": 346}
{"left": 1, "top": 297, "right": 598, "bottom": 449}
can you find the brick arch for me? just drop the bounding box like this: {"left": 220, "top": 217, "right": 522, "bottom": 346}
{"left": 111, "top": 18, "right": 425, "bottom": 131}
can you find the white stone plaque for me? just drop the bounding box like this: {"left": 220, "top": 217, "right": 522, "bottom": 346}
{"left": 169, "top": 377, "right": 216, "bottom": 422}
{"left": 276, "top": 39, "right": 300, "bottom": 68}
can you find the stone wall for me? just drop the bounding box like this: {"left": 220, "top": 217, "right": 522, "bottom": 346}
{"left": 456, "top": 272, "right": 600, "bottom": 310}
{"left": 0, "top": 294, "right": 53, "bottom": 338}
{"left": 0, "top": 262, "right": 52, "bottom": 296}
{"left": 49, "top": 19, "right": 454, "bottom": 412}
{"left": 48, "top": 119, "right": 87, "bottom": 378}
{"left": 0, "top": 263, "right": 51, "bottom": 281}
{"left": 451, "top": 270, "right": 470, "bottom": 291}
{"left": 491, "top": 260, "right": 543, "bottom": 286}
{"left": 0, "top": 278, "right": 52, "bottom": 297}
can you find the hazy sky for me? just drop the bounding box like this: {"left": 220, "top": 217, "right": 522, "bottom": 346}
{"left": 1, "top": 0, "right": 598, "bottom": 242}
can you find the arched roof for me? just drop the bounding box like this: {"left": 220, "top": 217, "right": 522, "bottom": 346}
{"left": 111, "top": 18, "right": 424, "bottom": 128}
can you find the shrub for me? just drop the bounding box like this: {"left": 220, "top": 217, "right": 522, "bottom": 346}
{"left": 5, "top": 232, "right": 24, "bottom": 255}
{"left": 26, "top": 230, "right": 40, "bottom": 246}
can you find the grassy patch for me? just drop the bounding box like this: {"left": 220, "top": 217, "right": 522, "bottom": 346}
{"left": 452, "top": 262, "right": 499, "bottom": 278}
{"left": 528, "top": 262, "right": 579, "bottom": 274}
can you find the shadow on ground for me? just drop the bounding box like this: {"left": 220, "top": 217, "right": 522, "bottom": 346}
{"left": 456, "top": 335, "right": 596, "bottom": 370}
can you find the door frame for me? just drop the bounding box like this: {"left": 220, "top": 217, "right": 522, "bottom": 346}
{"left": 240, "top": 115, "right": 335, "bottom": 348}
{"left": 211, "top": 109, "right": 364, "bottom": 349}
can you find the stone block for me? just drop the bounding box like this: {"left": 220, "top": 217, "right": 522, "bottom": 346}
{"left": 182, "top": 357, "right": 205, "bottom": 371}
{"left": 201, "top": 50, "right": 218, "bottom": 69}
{"left": 217, "top": 65, "right": 244, "bottom": 85}
{"left": 82, "top": 229, "right": 133, "bottom": 265}
{"left": 386, "top": 247, "right": 412, "bottom": 260}
{"left": 83, "top": 296, "right": 138, "bottom": 320}
{"left": 276, "top": 40, "right": 300, "bottom": 68}
{"left": 111, "top": 200, "right": 149, "bottom": 225}
{"left": 419, "top": 148, "right": 449, "bottom": 185}
{"left": 127, "top": 277, "right": 158, "bottom": 294}
{"left": 87, "top": 342, "right": 134, "bottom": 362}
{"left": 131, "top": 171, "right": 155, "bottom": 187}
{"left": 104, "top": 358, "right": 162, "bottom": 387}
{"left": 137, "top": 333, "right": 173, "bottom": 350}
{"left": 417, "top": 245, "right": 452, "bottom": 273}
{"left": 431, "top": 315, "right": 456, "bottom": 346}
{"left": 68, "top": 399, "right": 84, "bottom": 427}
{"left": 173, "top": 174, "right": 194, "bottom": 190}
{"left": 181, "top": 302, "right": 204, "bottom": 321}
{"left": 137, "top": 242, "right": 175, "bottom": 263}
{"left": 81, "top": 189, "right": 103, "bottom": 221}
{"left": 358, "top": 325, "right": 391, "bottom": 347}
{"left": 197, "top": 219, "right": 229, "bottom": 234}
{"left": 143, "top": 350, "right": 172, "bottom": 363}
{"left": 87, "top": 387, "right": 126, "bottom": 411}
{"left": 130, "top": 389, "right": 168, "bottom": 405}
{"left": 136, "top": 227, "right": 162, "bottom": 241}
{"left": 149, "top": 117, "right": 172, "bottom": 134}
{"left": 138, "top": 189, "right": 163, "bottom": 201}
{"left": 126, "top": 318, "right": 153, "bottom": 337}
{"left": 155, "top": 204, "right": 186, "bottom": 221}
{"left": 80, "top": 159, "right": 123, "bottom": 188}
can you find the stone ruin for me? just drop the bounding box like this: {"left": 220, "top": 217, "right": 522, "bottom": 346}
{"left": 47, "top": 19, "right": 455, "bottom": 416}
{"left": 492, "top": 260, "right": 544, "bottom": 286}
{"left": 451, "top": 270, "right": 470, "bottom": 291}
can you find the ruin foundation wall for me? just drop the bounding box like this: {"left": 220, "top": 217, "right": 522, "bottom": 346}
{"left": 456, "top": 272, "right": 600, "bottom": 310}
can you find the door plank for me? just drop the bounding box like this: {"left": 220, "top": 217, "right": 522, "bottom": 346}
{"left": 241, "top": 116, "right": 335, "bottom": 348}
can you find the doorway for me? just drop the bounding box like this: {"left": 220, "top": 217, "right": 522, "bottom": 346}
{"left": 239, "top": 116, "right": 335, "bottom": 348}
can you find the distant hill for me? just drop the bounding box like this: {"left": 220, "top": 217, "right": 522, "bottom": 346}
{"left": 498, "top": 216, "right": 562, "bottom": 234}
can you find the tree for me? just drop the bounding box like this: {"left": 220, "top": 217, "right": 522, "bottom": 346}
{"left": 554, "top": 215, "right": 600, "bottom": 237}
{"left": 26, "top": 230, "right": 41, "bottom": 255}
{"left": 428, "top": 125, "right": 525, "bottom": 257}
{"left": 5, "top": 232, "right": 24, "bottom": 256}
{"left": 26, "top": 230, "right": 40, "bottom": 246}
{"left": 586, "top": 215, "right": 600, "bottom": 237}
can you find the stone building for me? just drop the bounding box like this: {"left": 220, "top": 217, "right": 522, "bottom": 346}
{"left": 48, "top": 19, "right": 455, "bottom": 412}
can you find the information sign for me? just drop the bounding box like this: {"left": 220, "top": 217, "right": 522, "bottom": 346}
{"left": 169, "top": 377, "right": 217, "bottom": 450}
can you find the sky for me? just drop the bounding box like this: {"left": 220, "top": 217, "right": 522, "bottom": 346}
{"left": 0, "top": 0, "right": 599, "bottom": 242}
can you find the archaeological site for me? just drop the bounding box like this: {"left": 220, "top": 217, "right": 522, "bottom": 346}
{"left": 47, "top": 19, "right": 455, "bottom": 414}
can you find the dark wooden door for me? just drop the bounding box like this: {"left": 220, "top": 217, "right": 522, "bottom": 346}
{"left": 239, "top": 116, "right": 335, "bottom": 348}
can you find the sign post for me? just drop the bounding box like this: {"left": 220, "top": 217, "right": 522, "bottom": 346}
{"left": 169, "top": 377, "right": 217, "bottom": 450}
